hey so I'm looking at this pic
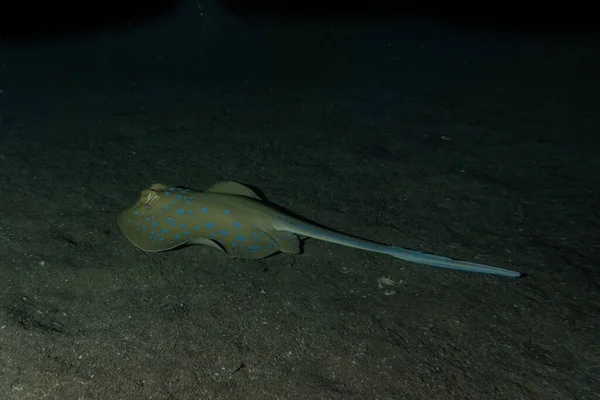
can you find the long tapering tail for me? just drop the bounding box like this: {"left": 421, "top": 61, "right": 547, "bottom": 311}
{"left": 274, "top": 216, "right": 522, "bottom": 278}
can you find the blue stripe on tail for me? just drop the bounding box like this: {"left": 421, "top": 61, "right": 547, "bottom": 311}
{"left": 277, "top": 216, "right": 521, "bottom": 277}
{"left": 387, "top": 246, "right": 522, "bottom": 277}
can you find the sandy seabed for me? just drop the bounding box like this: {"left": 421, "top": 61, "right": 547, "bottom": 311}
{"left": 0, "top": 4, "right": 598, "bottom": 399}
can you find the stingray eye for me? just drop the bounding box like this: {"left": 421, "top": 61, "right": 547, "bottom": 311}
{"left": 142, "top": 189, "right": 159, "bottom": 207}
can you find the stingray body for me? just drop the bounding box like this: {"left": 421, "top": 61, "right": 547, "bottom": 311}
{"left": 118, "top": 181, "right": 522, "bottom": 278}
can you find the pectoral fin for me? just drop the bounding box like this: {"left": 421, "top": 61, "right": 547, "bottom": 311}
{"left": 205, "top": 181, "right": 263, "bottom": 200}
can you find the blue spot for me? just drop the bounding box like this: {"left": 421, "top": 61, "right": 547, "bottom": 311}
{"left": 165, "top": 192, "right": 171, "bottom": 195}
{"left": 176, "top": 208, "right": 185, "bottom": 214}
{"left": 210, "top": 232, "right": 216, "bottom": 237}
{"left": 235, "top": 234, "right": 245, "bottom": 241}
{"left": 135, "top": 222, "right": 140, "bottom": 226}
{"left": 161, "top": 228, "right": 168, "bottom": 233}
{"left": 201, "top": 207, "right": 208, "bottom": 213}
{"left": 150, "top": 231, "right": 155, "bottom": 235}
{"left": 219, "top": 229, "right": 228, "bottom": 235}
{"left": 174, "top": 234, "right": 180, "bottom": 239}
{"left": 233, "top": 221, "right": 242, "bottom": 227}
{"left": 248, "top": 245, "right": 253, "bottom": 250}
{"left": 205, "top": 222, "right": 214, "bottom": 228}
{"left": 251, "top": 232, "right": 257, "bottom": 237}
{"left": 183, "top": 231, "right": 189, "bottom": 235}
{"left": 232, "top": 242, "right": 237, "bottom": 246}
{"left": 142, "top": 225, "right": 147, "bottom": 229}
{"left": 185, "top": 201, "right": 191, "bottom": 205}
{"left": 145, "top": 217, "right": 150, "bottom": 221}
{"left": 224, "top": 209, "right": 230, "bottom": 214}
{"left": 170, "top": 222, "right": 176, "bottom": 226}
{"left": 180, "top": 223, "right": 185, "bottom": 228}
{"left": 176, "top": 194, "right": 182, "bottom": 199}
{"left": 134, "top": 211, "right": 139, "bottom": 215}
{"left": 259, "top": 231, "right": 265, "bottom": 235}
{"left": 162, "top": 205, "right": 170, "bottom": 210}
{"left": 193, "top": 224, "right": 201, "bottom": 229}
{"left": 187, "top": 210, "right": 193, "bottom": 214}
{"left": 167, "top": 217, "right": 174, "bottom": 221}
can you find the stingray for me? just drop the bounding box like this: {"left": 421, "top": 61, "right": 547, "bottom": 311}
{"left": 117, "top": 181, "right": 522, "bottom": 278}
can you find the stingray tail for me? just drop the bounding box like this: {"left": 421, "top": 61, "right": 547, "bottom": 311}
{"left": 385, "top": 246, "right": 522, "bottom": 277}
{"left": 274, "top": 216, "right": 521, "bottom": 278}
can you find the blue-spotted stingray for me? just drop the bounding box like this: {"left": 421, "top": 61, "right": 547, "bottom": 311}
{"left": 117, "top": 181, "right": 521, "bottom": 278}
